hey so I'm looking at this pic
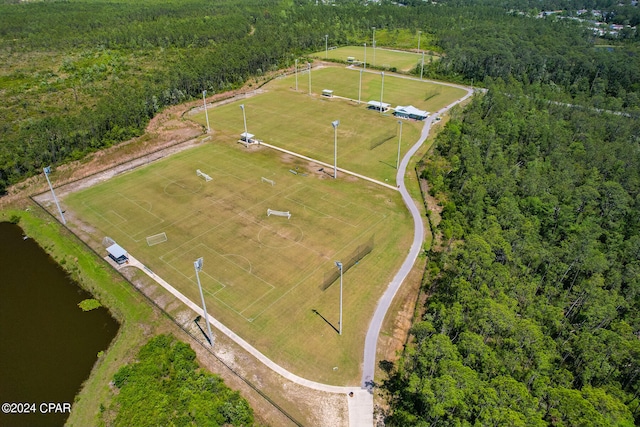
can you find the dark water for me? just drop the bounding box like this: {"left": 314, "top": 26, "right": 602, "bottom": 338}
{"left": 0, "top": 222, "right": 119, "bottom": 426}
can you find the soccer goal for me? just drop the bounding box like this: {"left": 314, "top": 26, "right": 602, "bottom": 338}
{"left": 267, "top": 209, "right": 291, "bottom": 219}
{"left": 102, "top": 236, "right": 116, "bottom": 247}
{"left": 146, "top": 232, "right": 168, "bottom": 246}
{"left": 196, "top": 169, "right": 212, "bottom": 182}
{"left": 261, "top": 177, "right": 275, "bottom": 186}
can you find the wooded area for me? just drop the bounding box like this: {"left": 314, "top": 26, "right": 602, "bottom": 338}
{"left": 2, "top": 1, "right": 640, "bottom": 424}
{"left": 2, "top": 0, "right": 638, "bottom": 195}
{"left": 108, "top": 334, "right": 254, "bottom": 426}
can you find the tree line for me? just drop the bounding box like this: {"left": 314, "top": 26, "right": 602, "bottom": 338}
{"left": 381, "top": 78, "right": 640, "bottom": 426}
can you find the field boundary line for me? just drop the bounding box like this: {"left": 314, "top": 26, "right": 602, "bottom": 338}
{"left": 258, "top": 141, "right": 398, "bottom": 191}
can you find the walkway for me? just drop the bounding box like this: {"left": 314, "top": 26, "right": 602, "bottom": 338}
{"left": 360, "top": 86, "right": 474, "bottom": 389}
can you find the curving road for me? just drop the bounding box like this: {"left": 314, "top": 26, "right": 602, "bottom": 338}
{"left": 360, "top": 84, "right": 474, "bottom": 390}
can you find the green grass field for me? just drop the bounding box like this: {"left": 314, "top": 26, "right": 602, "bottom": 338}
{"left": 311, "top": 46, "right": 438, "bottom": 72}
{"left": 190, "top": 66, "right": 466, "bottom": 184}
{"left": 64, "top": 141, "right": 413, "bottom": 384}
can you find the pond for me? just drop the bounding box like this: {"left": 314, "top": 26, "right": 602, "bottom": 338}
{"left": 0, "top": 222, "right": 120, "bottom": 426}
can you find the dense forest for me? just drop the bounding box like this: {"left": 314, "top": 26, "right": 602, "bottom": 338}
{"left": 1, "top": 0, "right": 639, "bottom": 194}
{"left": 107, "top": 334, "right": 254, "bottom": 426}
{"left": 381, "top": 78, "right": 640, "bottom": 425}
{"left": 2, "top": 2, "right": 640, "bottom": 423}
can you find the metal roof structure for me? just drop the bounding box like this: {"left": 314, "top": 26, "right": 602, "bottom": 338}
{"left": 106, "top": 243, "right": 127, "bottom": 260}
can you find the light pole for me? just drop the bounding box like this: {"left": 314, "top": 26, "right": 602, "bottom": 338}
{"left": 43, "top": 166, "right": 66, "bottom": 225}
{"left": 295, "top": 59, "right": 298, "bottom": 91}
{"left": 194, "top": 258, "right": 214, "bottom": 346}
{"left": 380, "top": 71, "right": 385, "bottom": 114}
{"left": 240, "top": 104, "right": 248, "bottom": 141}
{"left": 363, "top": 42, "right": 367, "bottom": 70}
{"left": 335, "top": 261, "right": 343, "bottom": 335}
{"left": 420, "top": 51, "right": 425, "bottom": 80}
{"left": 308, "top": 62, "right": 312, "bottom": 95}
{"left": 332, "top": 120, "right": 339, "bottom": 179}
{"left": 417, "top": 30, "right": 422, "bottom": 52}
{"left": 203, "top": 90, "right": 210, "bottom": 133}
{"left": 372, "top": 27, "right": 376, "bottom": 67}
{"left": 358, "top": 69, "right": 363, "bottom": 104}
{"left": 325, "top": 34, "right": 328, "bottom": 59}
{"left": 396, "top": 120, "right": 403, "bottom": 169}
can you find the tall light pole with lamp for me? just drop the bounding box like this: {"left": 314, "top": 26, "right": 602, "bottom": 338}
{"left": 396, "top": 120, "right": 403, "bottom": 170}
{"left": 335, "top": 261, "right": 343, "bottom": 335}
{"left": 202, "top": 90, "right": 210, "bottom": 133}
{"left": 194, "top": 258, "right": 214, "bottom": 346}
{"left": 332, "top": 120, "right": 340, "bottom": 179}
{"left": 43, "top": 166, "right": 66, "bottom": 225}
{"left": 380, "top": 71, "right": 385, "bottom": 114}
{"left": 325, "top": 34, "right": 328, "bottom": 59}
{"left": 240, "top": 104, "right": 248, "bottom": 142}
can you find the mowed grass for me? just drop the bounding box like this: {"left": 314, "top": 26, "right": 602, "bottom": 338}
{"left": 311, "top": 46, "right": 437, "bottom": 72}
{"left": 64, "top": 141, "right": 413, "bottom": 384}
{"left": 191, "top": 66, "right": 466, "bottom": 183}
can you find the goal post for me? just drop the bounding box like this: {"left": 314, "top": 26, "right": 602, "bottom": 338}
{"left": 267, "top": 209, "right": 291, "bottom": 219}
{"left": 196, "top": 169, "right": 212, "bottom": 182}
{"left": 261, "top": 177, "right": 275, "bottom": 186}
{"left": 146, "top": 232, "right": 168, "bottom": 246}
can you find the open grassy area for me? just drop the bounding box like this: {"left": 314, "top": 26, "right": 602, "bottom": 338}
{"left": 311, "top": 46, "right": 438, "bottom": 72}
{"left": 190, "top": 66, "right": 466, "bottom": 184}
{"left": 64, "top": 140, "right": 413, "bottom": 384}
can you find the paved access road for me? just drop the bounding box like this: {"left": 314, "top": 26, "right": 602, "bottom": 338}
{"left": 360, "top": 83, "right": 474, "bottom": 390}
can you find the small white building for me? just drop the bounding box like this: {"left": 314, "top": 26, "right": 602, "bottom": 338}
{"left": 394, "top": 105, "right": 429, "bottom": 121}
{"left": 367, "top": 100, "right": 391, "bottom": 112}
{"left": 240, "top": 132, "right": 255, "bottom": 143}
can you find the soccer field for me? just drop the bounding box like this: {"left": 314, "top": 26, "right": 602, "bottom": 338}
{"left": 64, "top": 141, "right": 413, "bottom": 384}
{"left": 190, "top": 66, "right": 466, "bottom": 183}
{"left": 312, "top": 46, "right": 438, "bottom": 72}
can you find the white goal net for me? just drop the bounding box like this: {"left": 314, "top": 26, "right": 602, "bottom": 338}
{"left": 267, "top": 209, "right": 291, "bottom": 219}
{"left": 261, "top": 177, "right": 275, "bottom": 186}
{"left": 102, "top": 236, "right": 116, "bottom": 247}
{"left": 196, "top": 169, "right": 212, "bottom": 182}
{"left": 146, "top": 232, "right": 168, "bottom": 246}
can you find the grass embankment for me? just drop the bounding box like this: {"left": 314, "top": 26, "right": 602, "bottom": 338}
{"left": 0, "top": 207, "right": 157, "bottom": 427}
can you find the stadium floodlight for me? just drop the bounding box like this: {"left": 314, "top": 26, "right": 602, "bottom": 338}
{"left": 335, "top": 261, "right": 343, "bottom": 335}
{"left": 380, "top": 71, "right": 385, "bottom": 114}
{"left": 418, "top": 30, "right": 422, "bottom": 52}
{"left": 358, "top": 69, "right": 363, "bottom": 104}
{"left": 295, "top": 59, "right": 298, "bottom": 91}
{"left": 421, "top": 51, "right": 425, "bottom": 80}
{"left": 332, "top": 120, "right": 340, "bottom": 179}
{"left": 372, "top": 27, "right": 376, "bottom": 67}
{"left": 308, "top": 62, "right": 312, "bottom": 95}
{"left": 363, "top": 42, "right": 367, "bottom": 70}
{"left": 203, "top": 90, "right": 210, "bottom": 133}
{"left": 397, "top": 120, "right": 403, "bottom": 169}
{"left": 240, "top": 104, "right": 248, "bottom": 141}
{"left": 194, "top": 257, "right": 214, "bottom": 346}
{"left": 325, "top": 34, "right": 328, "bottom": 59}
{"left": 43, "top": 166, "right": 66, "bottom": 225}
